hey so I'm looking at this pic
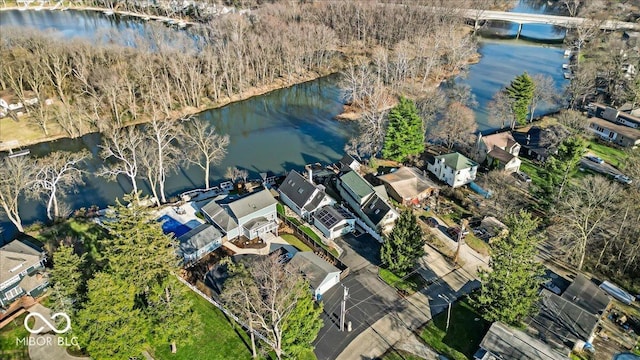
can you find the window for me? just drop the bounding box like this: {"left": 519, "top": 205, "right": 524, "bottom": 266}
{"left": 4, "top": 286, "right": 22, "bottom": 300}
{"left": 608, "top": 132, "right": 615, "bottom": 138}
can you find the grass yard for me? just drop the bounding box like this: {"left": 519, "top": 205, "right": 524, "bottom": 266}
{"left": 464, "top": 233, "right": 490, "bottom": 257}
{"left": 281, "top": 234, "right": 313, "bottom": 252}
{"left": 420, "top": 300, "right": 490, "bottom": 360}
{"left": 586, "top": 141, "right": 627, "bottom": 168}
{"left": 150, "top": 288, "right": 253, "bottom": 360}
{"left": 300, "top": 226, "right": 340, "bottom": 258}
{"left": 379, "top": 268, "right": 427, "bottom": 295}
{"left": 0, "top": 313, "right": 31, "bottom": 360}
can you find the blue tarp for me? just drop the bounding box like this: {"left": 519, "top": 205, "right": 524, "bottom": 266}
{"left": 469, "top": 181, "right": 491, "bottom": 199}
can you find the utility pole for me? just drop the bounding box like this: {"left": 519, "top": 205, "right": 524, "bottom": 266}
{"left": 454, "top": 219, "right": 468, "bottom": 265}
{"left": 439, "top": 294, "right": 452, "bottom": 332}
{"left": 340, "top": 285, "right": 349, "bottom": 331}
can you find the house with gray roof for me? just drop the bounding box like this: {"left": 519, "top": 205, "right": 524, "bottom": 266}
{"left": 177, "top": 223, "right": 223, "bottom": 265}
{"left": 337, "top": 170, "right": 398, "bottom": 233}
{"left": 339, "top": 154, "right": 361, "bottom": 172}
{"left": 427, "top": 152, "right": 478, "bottom": 188}
{"left": 289, "top": 251, "right": 341, "bottom": 298}
{"left": 200, "top": 188, "right": 278, "bottom": 241}
{"left": 474, "top": 322, "right": 566, "bottom": 360}
{"left": 278, "top": 171, "right": 334, "bottom": 220}
{"left": 313, "top": 205, "right": 355, "bottom": 240}
{"left": 0, "top": 240, "right": 48, "bottom": 311}
{"left": 561, "top": 274, "right": 610, "bottom": 316}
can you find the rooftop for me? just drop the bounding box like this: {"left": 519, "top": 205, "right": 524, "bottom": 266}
{"left": 589, "top": 117, "right": 640, "bottom": 140}
{"left": 435, "top": 152, "right": 477, "bottom": 171}
{"left": 378, "top": 167, "right": 439, "bottom": 200}
{"left": 279, "top": 171, "right": 319, "bottom": 209}
{"left": 481, "top": 132, "right": 518, "bottom": 151}
{"left": 226, "top": 189, "right": 278, "bottom": 220}
{"left": 487, "top": 146, "right": 517, "bottom": 163}
{"left": 313, "top": 205, "right": 353, "bottom": 229}
{"left": 177, "top": 223, "right": 222, "bottom": 258}
{"left": 361, "top": 194, "right": 392, "bottom": 227}
{"left": 0, "top": 240, "right": 44, "bottom": 284}
{"left": 339, "top": 171, "right": 374, "bottom": 201}
{"left": 561, "top": 275, "right": 610, "bottom": 315}
{"left": 289, "top": 251, "right": 340, "bottom": 290}
{"left": 477, "top": 322, "right": 566, "bottom": 360}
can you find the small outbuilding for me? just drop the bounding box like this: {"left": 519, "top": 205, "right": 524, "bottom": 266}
{"left": 177, "top": 223, "right": 223, "bottom": 265}
{"left": 474, "top": 322, "right": 566, "bottom": 360}
{"left": 289, "top": 251, "right": 341, "bottom": 299}
{"left": 377, "top": 167, "right": 439, "bottom": 206}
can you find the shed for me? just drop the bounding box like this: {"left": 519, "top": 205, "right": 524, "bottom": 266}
{"left": 561, "top": 274, "right": 611, "bottom": 315}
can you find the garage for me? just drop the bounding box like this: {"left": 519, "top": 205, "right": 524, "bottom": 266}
{"left": 290, "top": 251, "right": 341, "bottom": 298}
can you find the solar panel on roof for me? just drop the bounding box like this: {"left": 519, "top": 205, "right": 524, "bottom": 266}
{"left": 316, "top": 208, "right": 340, "bottom": 228}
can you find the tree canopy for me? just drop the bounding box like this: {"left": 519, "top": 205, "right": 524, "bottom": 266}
{"left": 505, "top": 72, "right": 535, "bottom": 126}
{"left": 49, "top": 243, "right": 86, "bottom": 315}
{"left": 380, "top": 210, "right": 424, "bottom": 276}
{"left": 382, "top": 97, "right": 425, "bottom": 162}
{"left": 472, "top": 211, "right": 544, "bottom": 326}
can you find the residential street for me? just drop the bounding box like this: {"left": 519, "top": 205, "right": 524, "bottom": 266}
{"left": 314, "top": 220, "right": 488, "bottom": 360}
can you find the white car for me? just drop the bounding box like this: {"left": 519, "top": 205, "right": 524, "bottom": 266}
{"left": 614, "top": 174, "right": 632, "bottom": 184}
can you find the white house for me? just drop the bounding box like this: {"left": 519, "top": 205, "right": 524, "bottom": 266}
{"left": 0, "top": 240, "right": 48, "bottom": 310}
{"left": 427, "top": 152, "right": 478, "bottom": 188}
{"left": 313, "top": 205, "right": 356, "bottom": 240}
{"left": 278, "top": 171, "right": 334, "bottom": 220}
{"left": 289, "top": 251, "right": 341, "bottom": 299}
{"left": 200, "top": 189, "right": 278, "bottom": 241}
{"left": 336, "top": 170, "right": 398, "bottom": 233}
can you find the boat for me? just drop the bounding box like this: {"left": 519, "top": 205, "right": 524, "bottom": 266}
{"left": 562, "top": 63, "right": 570, "bottom": 70}
{"left": 563, "top": 49, "right": 572, "bottom": 57}
{"left": 142, "top": 16, "right": 151, "bottom": 21}
{"left": 563, "top": 71, "right": 573, "bottom": 79}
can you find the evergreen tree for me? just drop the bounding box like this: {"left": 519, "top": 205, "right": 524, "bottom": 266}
{"left": 101, "top": 193, "right": 178, "bottom": 292}
{"left": 49, "top": 243, "right": 86, "bottom": 315}
{"left": 382, "top": 97, "right": 425, "bottom": 162}
{"left": 505, "top": 72, "right": 535, "bottom": 127}
{"left": 541, "top": 135, "right": 586, "bottom": 200}
{"left": 471, "top": 211, "right": 544, "bottom": 326}
{"left": 76, "top": 273, "right": 149, "bottom": 360}
{"left": 281, "top": 280, "right": 324, "bottom": 358}
{"left": 380, "top": 210, "right": 424, "bottom": 276}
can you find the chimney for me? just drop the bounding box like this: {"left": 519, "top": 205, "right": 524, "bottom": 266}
{"left": 306, "top": 165, "right": 314, "bottom": 184}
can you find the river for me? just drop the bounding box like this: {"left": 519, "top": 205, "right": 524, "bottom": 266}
{"left": 0, "top": 1, "right": 570, "bottom": 241}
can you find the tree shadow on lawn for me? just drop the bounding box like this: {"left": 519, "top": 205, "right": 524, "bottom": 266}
{"left": 434, "top": 301, "right": 491, "bottom": 358}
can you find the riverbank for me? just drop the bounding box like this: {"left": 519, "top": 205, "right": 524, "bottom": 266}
{"left": 0, "top": 68, "right": 338, "bottom": 151}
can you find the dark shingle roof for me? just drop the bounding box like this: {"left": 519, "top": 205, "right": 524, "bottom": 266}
{"left": 279, "top": 171, "right": 318, "bottom": 209}
{"left": 561, "top": 274, "right": 610, "bottom": 315}
{"left": 361, "top": 194, "right": 391, "bottom": 227}
{"left": 201, "top": 201, "right": 238, "bottom": 232}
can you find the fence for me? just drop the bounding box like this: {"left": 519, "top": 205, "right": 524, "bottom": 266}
{"left": 277, "top": 213, "right": 349, "bottom": 273}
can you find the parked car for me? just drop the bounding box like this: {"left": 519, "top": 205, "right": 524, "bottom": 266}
{"left": 614, "top": 174, "right": 633, "bottom": 184}
{"left": 425, "top": 217, "right": 438, "bottom": 228}
{"left": 516, "top": 171, "right": 532, "bottom": 183}
{"left": 447, "top": 227, "right": 469, "bottom": 241}
{"left": 586, "top": 155, "right": 604, "bottom": 164}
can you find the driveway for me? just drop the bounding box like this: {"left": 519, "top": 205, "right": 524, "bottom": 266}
{"left": 580, "top": 153, "right": 623, "bottom": 176}
{"left": 27, "top": 304, "right": 87, "bottom": 360}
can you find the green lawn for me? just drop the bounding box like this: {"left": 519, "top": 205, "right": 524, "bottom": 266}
{"left": 378, "top": 268, "right": 426, "bottom": 295}
{"left": 420, "top": 301, "right": 490, "bottom": 360}
{"left": 281, "top": 234, "right": 313, "bottom": 252}
{"left": 150, "top": 289, "right": 253, "bottom": 360}
{"left": 586, "top": 141, "right": 627, "bottom": 168}
{"left": 0, "top": 313, "right": 31, "bottom": 360}
{"left": 276, "top": 203, "right": 285, "bottom": 216}
{"left": 299, "top": 226, "right": 340, "bottom": 258}
{"left": 464, "top": 233, "right": 490, "bottom": 257}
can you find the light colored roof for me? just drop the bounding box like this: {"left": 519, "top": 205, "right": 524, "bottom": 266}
{"left": 480, "top": 216, "right": 507, "bottom": 231}
{"left": 378, "top": 167, "right": 439, "bottom": 200}
{"left": 289, "top": 251, "right": 340, "bottom": 290}
{"left": 18, "top": 272, "right": 48, "bottom": 292}
{"left": 339, "top": 171, "right": 374, "bottom": 201}
{"left": 590, "top": 117, "right": 640, "bottom": 140}
{"left": 482, "top": 132, "right": 518, "bottom": 151}
{"left": 227, "top": 189, "right": 278, "bottom": 220}
{"left": 177, "top": 223, "right": 222, "bottom": 258}
{"left": 479, "top": 322, "right": 565, "bottom": 360}
{"left": 0, "top": 240, "right": 44, "bottom": 284}
{"left": 201, "top": 201, "right": 238, "bottom": 232}
{"left": 435, "top": 152, "right": 478, "bottom": 171}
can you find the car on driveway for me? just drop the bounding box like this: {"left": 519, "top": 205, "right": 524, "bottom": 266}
{"left": 614, "top": 174, "right": 633, "bottom": 184}
{"left": 424, "top": 217, "right": 438, "bottom": 228}
{"left": 586, "top": 155, "right": 604, "bottom": 164}
{"left": 516, "top": 171, "right": 532, "bottom": 183}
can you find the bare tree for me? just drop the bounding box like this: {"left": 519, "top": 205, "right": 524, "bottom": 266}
{"left": 430, "top": 102, "right": 478, "bottom": 150}
{"left": 530, "top": 74, "right": 559, "bottom": 122}
{"left": 345, "top": 87, "right": 393, "bottom": 160}
{"left": 488, "top": 91, "right": 516, "bottom": 130}
{"left": 181, "top": 118, "right": 230, "bottom": 189}
{"left": 0, "top": 157, "right": 37, "bottom": 232}
{"left": 99, "top": 126, "right": 144, "bottom": 200}
{"left": 33, "top": 150, "right": 89, "bottom": 221}
{"left": 225, "top": 167, "right": 242, "bottom": 183}
{"left": 549, "top": 176, "right": 621, "bottom": 271}
{"left": 556, "top": 109, "right": 588, "bottom": 134}
{"left": 145, "top": 117, "right": 182, "bottom": 204}
{"left": 561, "top": 0, "right": 582, "bottom": 17}
{"left": 477, "top": 170, "right": 528, "bottom": 219}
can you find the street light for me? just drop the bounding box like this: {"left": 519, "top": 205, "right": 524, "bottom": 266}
{"left": 438, "top": 294, "right": 452, "bottom": 332}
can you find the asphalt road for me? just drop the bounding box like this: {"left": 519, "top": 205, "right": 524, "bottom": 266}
{"left": 580, "top": 153, "right": 623, "bottom": 177}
